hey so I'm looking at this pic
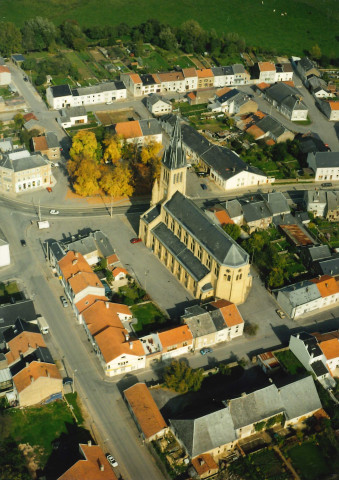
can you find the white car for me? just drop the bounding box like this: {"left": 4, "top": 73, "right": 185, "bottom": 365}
{"left": 106, "top": 454, "right": 118, "bottom": 468}
{"left": 50, "top": 209, "right": 59, "bottom": 215}
{"left": 106, "top": 101, "right": 113, "bottom": 105}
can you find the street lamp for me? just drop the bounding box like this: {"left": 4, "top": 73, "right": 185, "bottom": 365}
{"left": 72, "top": 369, "right": 77, "bottom": 393}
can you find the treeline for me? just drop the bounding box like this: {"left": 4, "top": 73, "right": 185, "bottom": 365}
{"left": 1, "top": 16, "right": 337, "bottom": 67}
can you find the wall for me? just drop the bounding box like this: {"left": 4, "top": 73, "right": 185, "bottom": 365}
{"left": 18, "top": 377, "right": 62, "bottom": 407}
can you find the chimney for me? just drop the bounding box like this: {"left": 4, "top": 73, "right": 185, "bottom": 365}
{"left": 46, "top": 369, "right": 50, "bottom": 377}
{"left": 125, "top": 332, "right": 130, "bottom": 342}
{"left": 241, "top": 392, "right": 246, "bottom": 397}
{"left": 129, "top": 342, "right": 133, "bottom": 349}
{"left": 105, "top": 302, "right": 109, "bottom": 309}
{"left": 148, "top": 120, "right": 150, "bottom": 128}
{"left": 75, "top": 252, "right": 78, "bottom": 258}
{"left": 199, "top": 458, "right": 205, "bottom": 466}
{"left": 26, "top": 362, "right": 30, "bottom": 367}
{"left": 72, "top": 259, "right": 78, "bottom": 265}
{"left": 269, "top": 378, "right": 273, "bottom": 383}
{"left": 30, "top": 376, "right": 34, "bottom": 383}
{"left": 88, "top": 440, "right": 92, "bottom": 446}
{"left": 100, "top": 463, "right": 104, "bottom": 471}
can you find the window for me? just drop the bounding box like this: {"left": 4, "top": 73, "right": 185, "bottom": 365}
{"left": 206, "top": 254, "right": 211, "bottom": 268}
{"left": 214, "top": 264, "right": 220, "bottom": 276}
{"left": 183, "top": 232, "right": 188, "bottom": 245}
{"left": 177, "top": 225, "right": 182, "bottom": 238}
{"left": 197, "top": 246, "right": 203, "bottom": 260}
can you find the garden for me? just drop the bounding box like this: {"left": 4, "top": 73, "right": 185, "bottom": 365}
{"left": 286, "top": 441, "right": 331, "bottom": 480}
{"left": 229, "top": 447, "right": 292, "bottom": 479}
{"left": 274, "top": 350, "right": 306, "bottom": 375}
{"left": 308, "top": 217, "right": 339, "bottom": 249}
{"left": 130, "top": 301, "right": 169, "bottom": 335}
{"left": 0, "top": 281, "right": 22, "bottom": 302}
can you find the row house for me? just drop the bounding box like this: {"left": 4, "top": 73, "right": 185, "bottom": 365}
{"left": 212, "top": 66, "right": 234, "bottom": 87}
{"left": 251, "top": 62, "right": 294, "bottom": 83}
{"left": 290, "top": 331, "right": 339, "bottom": 389}
{"left": 317, "top": 100, "right": 339, "bottom": 121}
{"left": 121, "top": 73, "right": 161, "bottom": 96}
{"left": 32, "top": 131, "right": 60, "bottom": 161}
{"left": 46, "top": 81, "right": 127, "bottom": 109}
{"left": 307, "top": 151, "right": 339, "bottom": 182}
{"left": 114, "top": 118, "right": 162, "bottom": 145}
{"left": 209, "top": 88, "right": 258, "bottom": 115}
{"left": 182, "top": 67, "right": 198, "bottom": 90}
{"left": 263, "top": 82, "right": 308, "bottom": 121}
{"left": 157, "top": 71, "right": 185, "bottom": 92}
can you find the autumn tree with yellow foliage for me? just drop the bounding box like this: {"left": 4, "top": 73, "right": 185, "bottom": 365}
{"left": 69, "top": 130, "right": 101, "bottom": 162}
{"left": 102, "top": 134, "right": 122, "bottom": 165}
{"left": 100, "top": 163, "right": 134, "bottom": 198}
{"left": 140, "top": 141, "right": 163, "bottom": 180}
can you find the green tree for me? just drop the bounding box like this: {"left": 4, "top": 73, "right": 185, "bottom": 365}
{"left": 13, "top": 114, "right": 24, "bottom": 130}
{"left": 267, "top": 266, "right": 285, "bottom": 288}
{"left": 0, "top": 22, "right": 22, "bottom": 56}
{"left": 164, "top": 360, "right": 203, "bottom": 394}
{"left": 61, "top": 20, "right": 87, "bottom": 50}
{"left": 223, "top": 223, "right": 241, "bottom": 241}
{"left": 310, "top": 44, "right": 322, "bottom": 60}
{"left": 244, "top": 322, "right": 259, "bottom": 336}
{"left": 21, "top": 17, "right": 57, "bottom": 51}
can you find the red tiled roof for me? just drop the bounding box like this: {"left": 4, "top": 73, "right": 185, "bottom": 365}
{"left": 158, "top": 325, "right": 193, "bottom": 351}
{"left": 75, "top": 294, "right": 108, "bottom": 314}
{"left": 187, "top": 92, "right": 196, "bottom": 100}
{"left": 58, "top": 251, "right": 92, "bottom": 282}
{"left": 210, "top": 299, "right": 244, "bottom": 327}
{"left": 115, "top": 121, "right": 143, "bottom": 139}
{"left": 256, "top": 82, "right": 270, "bottom": 90}
{"left": 216, "top": 86, "right": 232, "bottom": 97}
{"left": 197, "top": 68, "right": 213, "bottom": 78}
{"left": 191, "top": 454, "right": 218, "bottom": 475}
{"left": 124, "top": 383, "right": 167, "bottom": 439}
{"left": 0, "top": 66, "right": 10, "bottom": 73}
{"left": 106, "top": 253, "right": 119, "bottom": 265}
{"left": 246, "top": 124, "right": 265, "bottom": 139}
{"left": 329, "top": 101, "right": 339, "bottom": 111}
{"left": 68, "top": 271, "right": 103, "bottom": 295}
{"left": 112, "top": 267, "right": 127, "bottom": 278}
{"left": 13, "top": 361, "right": 61, "bottom": 394}
{"left": 310, "top": 275, "right": 339, "bottom": 298}
{"left": 282, "top": 81, "right": 295, "bottom": 87}
{"left": 319, "top": 338, "right": 339, "bottom": 361}
{"left": 259, "top": 62, "right": 276, "bottom": 72}
{"left": 95, "top": 326, "right": 144, "bottom": 363}
{"left": 129, "top": 73, "right": 142, "bottom": 84}
{"left": 182, "top": 68, "right": 197, "bottom": 78}
{"left": 6, "top": 332, "right": 46, "bottom": 364}
{"left": 32, "top": 136, "right": 48, "bottom": 152}
{"left": 214, "top": 210, "right": 234, "bottom": 226}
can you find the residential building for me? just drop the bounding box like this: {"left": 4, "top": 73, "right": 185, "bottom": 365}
{"left": 304, "top": 190, "right": 327, "bottom": 217}
{"left": 274, "top": 62, "right": 294, "bottom": 82}
{"left": 112, "top": 267, "right": 127, "bottom": 281}
{"left": 9, "top": 347, "right": 62, "bottom": 406}
{"left": 124, "top": 383, "right": 168, "bottom": 442}
{"left": 326, "top": 190, "right": 339, "bottom": 221}
{"left": 145, "top": 93, "right": 172, "bottom": 116}
{"left": 197, "top": 69, "right": 214, "bottom": 89}
{"left": 263, "top": 83, "right": 308, "bottom": 121}
{"left": 0, "top": 150, "right": 52, "bottom": 193}
{"left": 187, "top": 88, "right": 216, "bottom": 106}
{"left": 46, "top": 81, "right": 127, "bottom": 109}
{"left": 307, "top": 151, "right": 339, "bottom": 181}
{"left": 182, "top": 299, "right": 244, "bottom": 350}
{"left": 122, "top": 73, "right": 161, "bottom": 96}
{"left": 0, "top": 138, "right": 13, "bottom": 153}
{"left": 157, "top": 325, "right": 193, "bottom": 360}
{"left": 0, "top": 228, "right": 10, "bottom": 267}
{"left": 212, "top": 66, "right": 234, "bottom": 87}
{"left": 3, "top": 319, "right": 46, "bottom": 365}
{"left": 180, "top": 122, "right": 271, "bottom": 190}
{"left": 157, "top": 71, "right": 185, "bottom": 93}
{"left": 0, "top": 299, "right": 36, "bottom": 349}
{"left": 140, "top": 120, "right": 252, "bottom": 304}
{"left": 224, "top": 200, "right": 244, "bottom": 225}
{"left": 315, "top": 256, "right": 339, "bottom": 277}
{"left": 58, "top": 442, "right": 118, "bottom": 480}
{"left": 0, "top": 65, "right": 11, "bottom": 85}
{"left": 232, "top": 64, "right": 250, "bottom": 85}
{"left": 32, "top": 132, "right": 60, "bottom": 161}
{"left": 244, "top": 113, "right": 295, "bottom": 143}
{"left": 308, "top": 76, "right": 333, "bottom": 98}
{"left": 252, "top": 62, "right": 276, "bottom": 83}
{"left": 190, "top": 454, "right": 219, "bottom": 479}
{"left": 170, "top": 376, "right": 322, "bottom": 460}
{"left": 300, "top": 244, "right": 332, "bottom": 268}
{"left": 58, "top": 106, "right": 88, "bottom": 129}
{"left": 114, "top": 118, "right": 162, "bottom": 145}
{"left": 182, "top": 68, "right": 198, "bottom": 91}
{"left": 289, "top": 332, "right": 338, "bottom": 388}
{"left": 317, "top": 100, "right": 339, "bottom": 121}
{"left": 209, "top": 89, "right": 258, "bottom": 115}
{"left": 296, "top": 57, "right": 321, "bottom": 86}
{"left": 241, "top": 199, "right": 273, "bottom": 232}
{"left": 275, "top": 275, "right": 339, "bottom": 319}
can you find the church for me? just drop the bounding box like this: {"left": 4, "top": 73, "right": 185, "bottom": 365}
{"left": 139, "top": 119, "right": 252, "bottom": 304}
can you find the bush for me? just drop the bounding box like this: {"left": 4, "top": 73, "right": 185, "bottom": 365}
{"left": 164, "top": 360, "right": 203, "bottom": 394}
{"left": 244, "top": 322, "right": 259, "bottom": 336}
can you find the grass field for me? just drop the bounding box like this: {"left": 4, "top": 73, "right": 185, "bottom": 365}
{"left": 0, "top": 281, "right": 20, "bottom": 301}
{"left": 287, "top": 442, "right": 331, "bottom": 480}
{"left": 2, "top": 0, "right": 339, "bottom": 57}
{"left": 130, "top": 302, "right": 167, "bottom": 334}
{"left": 275, "top": 350, "right": 306, "bottom": 375}
{"left": 64, "top": 51, "right": 93, "bottom": 78}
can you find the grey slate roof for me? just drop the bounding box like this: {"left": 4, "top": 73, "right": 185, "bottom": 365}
{"left": 217, "top": 89, "right": 239, "bottom": 105}
{"left": 93, "top": 230, "right": 115, "bottom": 258}
{"left": 49, "top": 241, "right": 67, "bottom": 262}
{"left": 232, "top": 64, "right": 246, "bottom": 74}
{"left": 255, "top": 116, "right": 285, "bottom": 139}
{"left": 170, "top": 406, "right": 236, "bottom": 457}
{"left": 46, "top": 132, "right": 59, "bottom": 149}
{"left": 73, "top": 81, "right": 125, "bottom": 96}
{"left": 59, "top": 106, "right": 87, "bottom": 121}
{"left": 164, "top": 192, "right": 249, "bottom": 267}
{"left": 0, "top": 300, "right": 36, "bottom": 345}
{"left": 66, "top": 236, "right": 97, "bottom": 257}
{"left": 225, "top": 199, "right": 243, "bottom": 218}
{"left": 182, "top": 304, "right": 227, "bottom": 338}
{"left": 49, "top": 84, "right": 72, "bottom": 98}
{"left": 212, "top": 66, "right": 233, "bottom": 77}
{"left": 147, "top": 93, "right": 170, "bottom": 107}
{"left": 10, "top": 346, "right": 54, "bottom": 377}
{"left": 3, "top": 318, "right": 40, "bottom": 343}
{"left": 0, "top": 153, "right": 48, "bottom": 172}
{"left": 277, "top": 280, "right": 321, "bottom": 307}
{"left": 139, "top": 118, "right": 162, "bottom": 137}
{"left": 278, "top": 376, "right": 322, "bottom": 420}
{"left": 299, "top": 57, "right": 317, "bottom": 73}
{"left": 309, "top": 151, "right": 339, "bottom": 168}
{"left": 265, "top": 83, "right": 307, "bottom": 112}
{"left": 303, "top": 245, "right": 331, "bottom": 263}
{"left": 242, "top": 201, "right": 272, "bottom": 223}
{"left": 311, "top": 360, "right": 329, "bottom": 376}
{"left": 327, "top": 191, "right": 339, "bottom": 211}
{"left": 152, "top": 222, "right": 209, "bottom": 281}
{"left": 295, "top": 332, "right": 322, "bottom": 357}
{"left": 316, "top": 256, "right": 339, "bottom": 276}
{"left": 162, "top": 117, "right": 186, "bottom": 170}
{"left": 261, "top": 192, "right": 290, "bottom": 216}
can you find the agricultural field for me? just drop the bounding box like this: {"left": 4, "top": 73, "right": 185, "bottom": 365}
{"left": 2, "top": 0, "right": 339, "bottom": 57}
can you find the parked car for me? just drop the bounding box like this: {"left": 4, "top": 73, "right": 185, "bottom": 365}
{"left": 20, "top": 239, "right": 27, "bottom": 247}
{"left": 50, "top": 209, "right": 59, "bottom": 215}
{"left": 201, "top": 183, "right": 207, "bottom": 190}
{"left": 106, "top": 101, "right": 113, "bottom": 105}
{"left": 106, "top": 454, "right": 118, "bottom": 468}
{"left": 276, "top": 309, "right": 285, "bottom": 319}
{"left": 46, "top": 187, "right": 52, "bottom": 192}
{"left": 321, "top": 182, "right": 332, "bottom": 187}
{"left": 130, "top": 237, "right": 142, "bottom": 244}
{"left": 61, "top": 296, "right": 68, "bottom": 308}
{"left": 200, "top": 347, "right": 213, "bottom": 355}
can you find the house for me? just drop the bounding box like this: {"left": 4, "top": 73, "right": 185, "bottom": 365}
{"left": 114, "top": 118, "right": 162, "bottom": 145}
{"left": 245, "top": 114, "right": 294, "bottom": 143}
{"left": 0, "top": 66, "right": 11, "bottom": 85}
{"left": 300, "top": 244, "right": 332, "bottom": 268}
{"left": 32, "top": 132, "right": 60, "bottom": 161}
{"left": 10, "top": 346, "right": 62, "bottom": 406}
{"left": 261, "top": 192, "right": 290, "bottom": 217}
{"left": 0, "top": 228, "right": 10, "bottom": 267}
{"left": 252, "top": 62, "right": 276, "bottom": 83}
{"left": 307, "top": 151, "right": 339, "bottom": 182}
{"left": 141, "top": 121, "right": 252, "bottom": 304}
{"left": 46, "top": 82, "right": 127, "bottom": 109}
{"left": 224, "top": 199, "right": 244, "bottom": 225}
{"left": 308, "top": 76, "right": 333, "bottom": 98}
{"left": 314, "top": 256, "right": 339, "bottom": 277}
{"left": 209, "top": 89, "right": 257, "bottom": 115}
{"left": 0, "top": 299, "right": 36, "bottom": 349}
{"left": 304, "top": 190, "right": 327, "bottom": 217}
{"left": 190, "top": 454, "right": 219, "bottom": 479}
{"left": 180, "top": 122, "right": 271, "bottom": 190}
{"left": 0, "top": 138, "right": 13, "bottom": 153}
{"left": 317, "top": 100, "right": 339, "bottom": 121}
{"left": 263, "top": 83, "right": 308, "bottom": 121}
{"left": 112, "top": 267, "right": 128, "bottom": 281}
{"left": 232, "top": 64, "right": 250, "bottom": 85}
{"left": 58, "top": 442, "right": 118, "bottom": 480}
{"left": 0, "top": 150, "right": 52, "bottom": 193}
{"left": 124, "top": 382, "right": 168, "bottom": 442}
{"left": 11, "top": 54, "right": 25, "bottom": 65}
{"left": 309, "top": 275, "right": 339, "bottom": 310}
{"left": 275, "top": 62, "right": 294, "bottom": 82}
{"left": 289, "top": 332, "right": 338, "bottom": 388}
{"left": 326, "top": 190, "right": 339, "bottom": 221}
{"left": 197, "top": 69, "right": 214, "bottom": 89}
{"left": 212, "top": 66, "right": 234, "bottom": 87}
{"left": 187, "top": 88, "right": 216, "bottom": 106}
{"left": 121, "top": 73, "right": 161, "bottom": 96}
{"left": 182, "top": 300, "right": 244, "bottom": 350}
{"left": 158, "top": 325, "right": 193, "bottom": 360}
{"left": 170, "top": 376, "right": 322, "bottom": 460}
{"left": 157, "top": 71, "right": 185, "bottom": 93}
{"left": 257, "top": 351, "right": 281, "bottom": 374}
{"left": 296, "top": 57, "right": 320, "bottom": 85}
{"left": 81, "top": 300, "right": 145, "bottom": 376}
{"left": 241, "top": 200, "right": 273, "bottom": 232}
{"left": 146, "top": 93, "right": 172, "bottom": 116}
{"left": 23, "top": 119, "right": 46, "bottom": 134}
{"left": 182, "top": 68, "right": 198, "bottom": 91}
{"left": 58, "top": 106, "right": 88, "bottom": 129}
{"left": 3, "top": 319, "right": 46, "bottom": 365}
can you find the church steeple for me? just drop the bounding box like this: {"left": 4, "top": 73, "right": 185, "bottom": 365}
{"left": 151, "top": 116, "right": 187, "bottom": 205}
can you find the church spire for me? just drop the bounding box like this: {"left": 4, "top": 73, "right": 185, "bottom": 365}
{"left": 162, "top": 117, "right": 186, "bottom": 170}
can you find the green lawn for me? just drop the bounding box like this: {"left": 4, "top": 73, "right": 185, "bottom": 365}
{"left": 0, "top": 281, "right": 21, "bottom": 302}
{"left": 309, "top": 218, "right": 339, "bottom": 249}
{"left": 275, "top": 350, "right": 306, "bottom": 375}
{"left": 64, "top": 51, "right": 93, "bottom": 78}
{"left": 287, "top": 442, "right": 331, "bottom": 480}
{"left": 250, "top": 448, "right": 290, "bottom": 479}
{"left": 2, "top": 0, "right": 338, "bottom": 57}
{"left": 131, "top": 302, "right": 167, "bottom": 334}
{"left": 142, "top": 51, "right": 170, "bottom": 71}
{"left": 171, "top": 55, "right": 196, "bottom": 69}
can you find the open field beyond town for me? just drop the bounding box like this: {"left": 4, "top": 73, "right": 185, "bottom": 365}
{"left": 1, "top": 0, "right": 339, "bottom": 57}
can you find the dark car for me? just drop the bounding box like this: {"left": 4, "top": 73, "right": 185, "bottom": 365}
{"left": 200, "top": 347, "right": 213, "bottom": 355}
{"left": 321, "top": 182, "right": 332, "bottom": 187}
{"left": 130, "top": 237, "right": 142, "bottom": 244}
{"left": 201, "top": 183, "right": 207, "bottom": 190}
{"left": 20, "top": 239, "right": 27, "bottom": 247}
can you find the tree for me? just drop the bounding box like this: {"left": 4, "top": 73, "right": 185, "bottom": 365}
{"left": 70, "top": 130, "right": 100, "bottom": 162}
{"left": 310, "top": 44, "right": 322, "bottom": 60}
{"left": 99, "top": 164, "right": 134, "bottom": 198}
{"left": 244, "top": 322, "right": 259, "bottom": 336}
{"left": 21, "top": 17, "right": 57, "bottom": 51}
{"left": 164, "top": 360, "right": 203, "bottom": 394}
{"left": 159, "top": 27, "right": 177, "bottom": 51}
{"left": 267, "top": 266, "right": 285, "bottom": 288}
{"left": 68, "top": 156, "right": 101, "bottom": 197}
{"left": 140, "top": 141, "right": 163, "bottom": 180}
{"left": 60, "top": 20, "right": 87, "bottom": 50}
{"left": 103, "top": 135, "right": 122, "bottom": 165}
{"left": 223, "top": 223, "right": 241, "bottom": 241}
{"left": 0, "top": 22, "right": 22, "bottom": 56}
{"left": 13, "top": 114, "right": 24, "bottom": 130}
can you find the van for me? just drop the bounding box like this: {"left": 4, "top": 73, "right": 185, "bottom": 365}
{"left": 38, "top": 221, "right": 50, "bottom": 229}
{"left": 37, "top": 316, "right": 49, "bottom": 334}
